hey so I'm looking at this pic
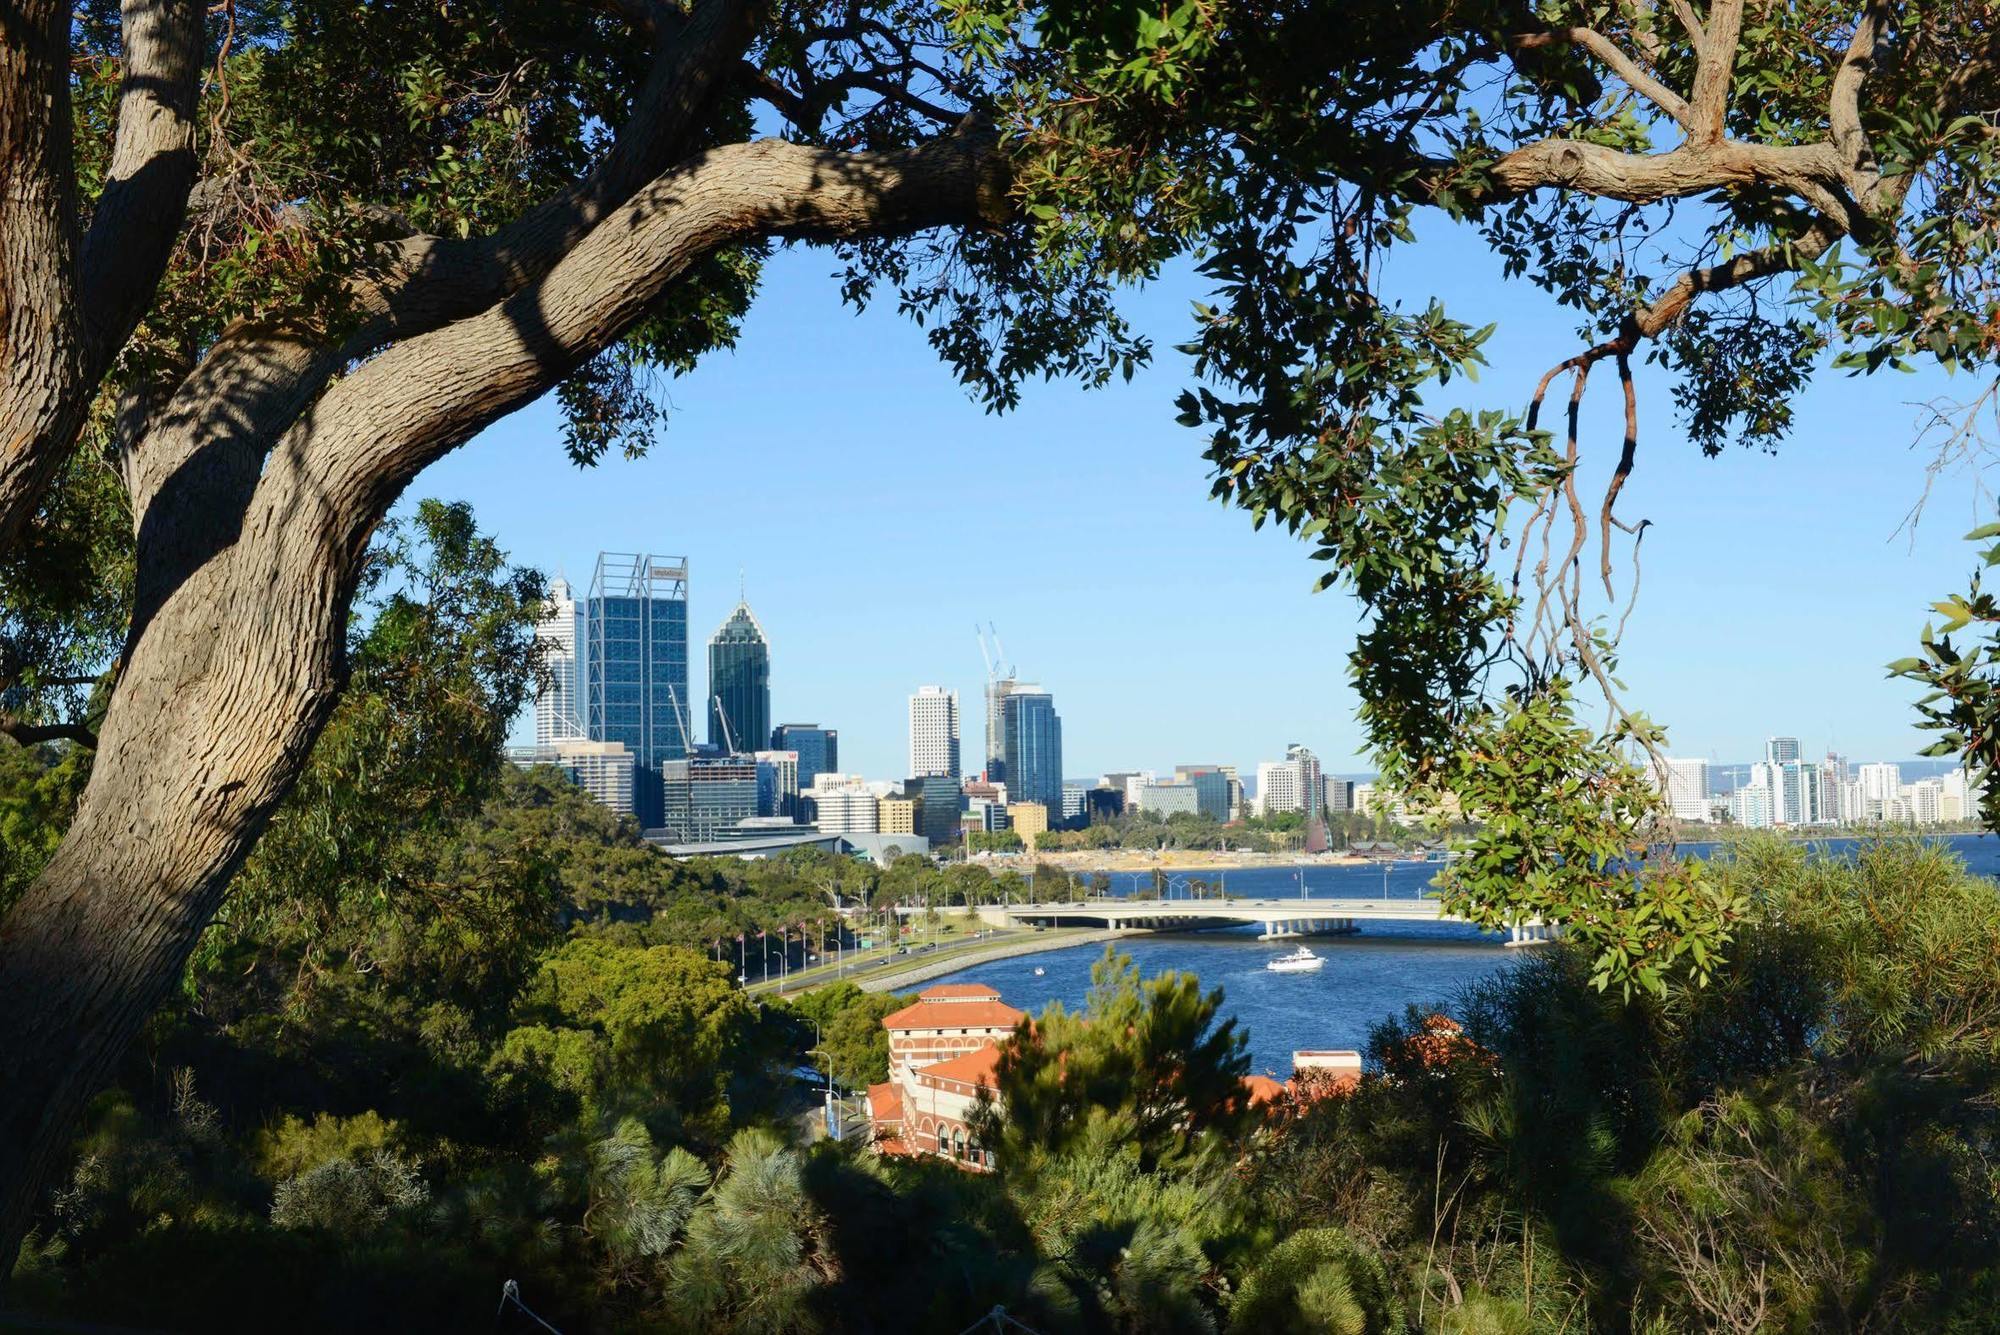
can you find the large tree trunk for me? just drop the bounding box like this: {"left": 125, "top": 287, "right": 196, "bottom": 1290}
{"left": 0, "top": 477, "right": 356, "bottom": 1262}
{"left": 0, "top": 127, "right": 1007, "bottom": 1271}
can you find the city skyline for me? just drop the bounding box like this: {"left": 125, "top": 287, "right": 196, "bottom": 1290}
{"left": 530, "top": 547, "right": 1969, "bottom": 789}
{"left": 425, "top": 237, "right": 1984, "bottom": 781}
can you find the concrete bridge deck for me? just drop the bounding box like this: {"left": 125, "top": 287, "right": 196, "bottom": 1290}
{"left": 899, "top": 897, "right": 1557, "bottom": 945}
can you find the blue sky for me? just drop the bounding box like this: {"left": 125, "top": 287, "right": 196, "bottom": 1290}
{"left": 409, "top": 219, "right": 1992, "bottom": 781}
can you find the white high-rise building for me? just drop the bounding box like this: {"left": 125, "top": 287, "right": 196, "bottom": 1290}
{"left": 1256, "top": 760, "right": 1302, "bottom": 817}
{"left": 533, "top": 577, "right": 586, "bottom": 745}
{"left": 1766, "top": 736, "right": 1801, "bottom": 766}
{"left": 1732, "top": 775, "right": 1775, "bottom": 828}
{"left": 1256, "top": 746, "right": 1323, "bottom": 819}
{"left": 1907, "top": 778, "right": 1945, "bottom": 825}
{"left": 1838, "top": 778, "right": 1867, "bottom": 824}
{"left": 1942, "top": 769, "right": 1971, "bottom": 821}
{"left": 908, "top": 685, "right": 961, "bottom": 779}
{"left": 1651, "top": 757, "right": 1711, "bottom": 822}
{"left": 1858, "top": 762, "right": 1902, "bottom": 806}
{"left": 807, "top": 774, "right": 878, "bottom": 835}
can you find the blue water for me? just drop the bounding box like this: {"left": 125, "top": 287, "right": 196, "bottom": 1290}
{"left": 937, "top": 833, "right": 2000, "bottom": 1077}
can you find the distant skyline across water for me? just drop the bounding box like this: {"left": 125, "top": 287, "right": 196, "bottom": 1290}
{"left": 408, "top": 222, "right": 1992, "bottom": 782}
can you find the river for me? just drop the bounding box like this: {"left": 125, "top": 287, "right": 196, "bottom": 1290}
{"left": 930, "top": 833, "right": 2000, "bottom": 1078}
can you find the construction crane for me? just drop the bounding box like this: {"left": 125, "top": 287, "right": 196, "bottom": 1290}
{"left": 664, "top": 684, "right": 696, "bottom": 757}
{"left": 712, "top": 692, "right": 737, "bottom": 755}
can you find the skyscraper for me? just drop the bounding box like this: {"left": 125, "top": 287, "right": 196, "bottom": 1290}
{"left": 771, "top": 724, "right": 837, "bottom": 792}
{"left": 658, "top": 756, "right": 759, "bottom": 842}
{"left": 1765, "top": 736, "right": 1801, "bottom": 766}
{"left": 908, "top": 685, "right": 961, "bottom": 778}
{"left": 1255, "top": 746, "right": 1322, "bottom": 818}
{"left": 1651, "top": 757, "right": 1711, "bottom": 822}
{"left": 908, "top": 773, "right": 963, "bottom": 847}
{"left": 1000, "top": 688, "right": 1062, "bottom": 812}
{"left": 984, "top": 677, "right": 1018, "bottom": 782}
{"left": 532, "top": 577, "right": 585, "bottom": 744}
{"left": 752, "top": 749, "right": 798, "bottom": 818}
{"left": 707, "top": 600, "right": 770, "bottom": 754}
{"left": 587, "top": 553, "right": 690, "bottom": 826}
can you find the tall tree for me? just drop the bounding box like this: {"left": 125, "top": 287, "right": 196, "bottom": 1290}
{"left": 5, "top": 0, "right": 2000, "bottom": 1257}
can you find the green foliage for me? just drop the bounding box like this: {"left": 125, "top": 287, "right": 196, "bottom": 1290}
{"left": 1008, "top": 1133, "right": 1240, "bottom": 1333}
{"left": 1430, "top": 681, "right": 1746, "bottom": 997}
{"left": 254, "top": 1110, "right": 403, "bottom": 1181}
{"left": 0, "top": 740, "right": 90, "bottom": 915}
{"left": 192, "top": 498, "right": 554, "bottom": 1018}
{"left": 977, "top": 949, "right": 1251, "bottom": 1174}
{"left": 583, "top": 1118, "right": 708, "bottom": 1276}
{"left": 967, "top": 828, "right": 1025, "bottom": 854}
{"left": 497, "top": 940, "right": 760, "bottom": 1141}
{"left": 1725, "top": 837, "right": 2000, "bottom": 1068}
{"left": 784, "top": 983, "right": 910, "bottom": 1087}
{"left": 665, "top": 1128, "right": 830, "bottom": 1335}
{"left": 15, "top": 835, "right": 2000, "bottom": 1331}
{"left": 269, "top": 1150, "right": 430, "bottom": 1235}
{"left": 1892, "top": 523, "right": 2000, "bottom": 827}
{"left": 1229, "top": 1227, "right": 1402, "bottom": 1335}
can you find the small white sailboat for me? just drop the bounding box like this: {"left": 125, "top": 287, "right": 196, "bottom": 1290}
{"left": 1266, "top": 946, "right": 1324, "bottom": 974}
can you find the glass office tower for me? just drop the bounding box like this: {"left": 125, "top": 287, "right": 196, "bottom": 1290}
{"left": 588, "top": 553, "right": 690, "bottom": 826}
{"left": 1001, "top": 689, "right": 1063, "bottom": 813}
{"left": 770, "top": 724, "right": 837, "bottom": 793}
{"left": 707, "top": 601, "right": 770, "bottom": 755}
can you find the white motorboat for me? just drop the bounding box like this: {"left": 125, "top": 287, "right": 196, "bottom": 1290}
{"left": 1033, "top": 966, "right": 1046, "bottom": 977}
{"left": 1266, "top": 946, "right": 1324, "bottom": 974}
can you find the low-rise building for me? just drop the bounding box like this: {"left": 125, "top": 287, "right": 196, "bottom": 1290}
{"left": 877, "top": 796, "right": 916, "bottom": 835}
{"left": 866, "top": 984, "right": 1357, "bottom": 1170}
{"left": 1009, "top": 800, "right": 1049, "bottom": 848}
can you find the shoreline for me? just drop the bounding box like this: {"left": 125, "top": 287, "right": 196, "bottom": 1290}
{"left": 853, "top": 928, "right": 1139, "bottom": 993}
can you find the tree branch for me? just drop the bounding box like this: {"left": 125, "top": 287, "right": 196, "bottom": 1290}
{"left": 128, "top": 0, "right": 758, "bottom": 530}
{"left": 1512, "top": 29, "right": 1692, "bottom": 129}
{"left": 1668, "top": 0, "right": 1705, "bottom": 45}
{"left": 79, "top": 0, "right": 204, "bottom": 371}
{"left": 1687, "top": 0, "right": 1744, "bottom": 144}
{"left": 298, "top": 130, "right": 1011, "bottom": 549}
{"left": 0, "top": 716, "right": 97, "bottom": 749}
{"left": 1829, "top": 2, "right": 1888, "bottom": 198}
{"left": 1476, "top": 136, "right": 1846, "bottom": 208}
{"left": 0, "top": 0, "right": 87, "bottom": 552}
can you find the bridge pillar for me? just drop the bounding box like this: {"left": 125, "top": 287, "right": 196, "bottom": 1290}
{"left": 1505, "top": 921, "right": 1558, "bottom": 947}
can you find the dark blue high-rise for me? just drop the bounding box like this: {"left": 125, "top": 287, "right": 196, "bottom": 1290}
{"left": 587, "top": 553, "right": 690, "bottom": 825}
{"left": 1001, "top": 689, "right": 1063, "bottom": 814}
{"left": 770, "top": 723, "right": 837, "bottom": 792}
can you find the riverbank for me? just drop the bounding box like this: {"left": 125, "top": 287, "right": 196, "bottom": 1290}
{"left": 852, "top": 927, "right": 1138, "bottom": 993}
{"left": 743, "top": 925, "right": 1135, "bottom": 999}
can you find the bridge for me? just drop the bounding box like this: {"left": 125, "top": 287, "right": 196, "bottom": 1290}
{"left": 905, "top": 897, "right": 1559, "bottom": 946}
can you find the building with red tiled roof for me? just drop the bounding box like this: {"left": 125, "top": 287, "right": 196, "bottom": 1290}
{"left": 1243, "top": 1074, "right": 1286, "bottom": 1107}
{"left": 881, "top": 985, "right": 1025, "bottom": 1081}
{"left": 864, "top": 982, "right": 1359, "bottom": 1172}
{"left": 900, "top": 1043, "right": 1004, "bottom": 1169}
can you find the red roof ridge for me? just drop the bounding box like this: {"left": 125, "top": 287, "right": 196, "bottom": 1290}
{"left": 919, "top": 983, "right": 1003, "bottom": 1000}
{"left": 916, "top": 1043, "right": 1003, "bottom": 1088}
{"left": 882, "top": 999, "right": 1025, "bottom": 1031}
